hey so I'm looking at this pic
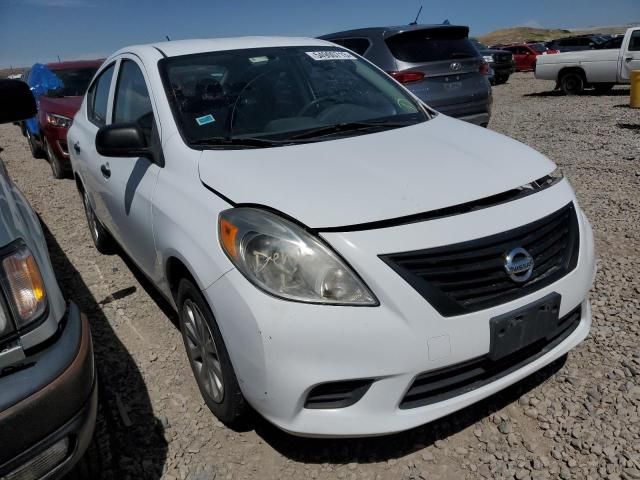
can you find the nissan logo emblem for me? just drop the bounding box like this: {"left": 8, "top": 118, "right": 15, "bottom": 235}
{"left": 504, "top": 247, "right": 535, "bottom": 283}
{"left": 449, "top": 62, "right": 462, "bottom": 71}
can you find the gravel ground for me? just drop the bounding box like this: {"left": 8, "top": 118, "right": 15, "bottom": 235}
{"left": 1, "top": 73, "right": 639, "bottom": 480}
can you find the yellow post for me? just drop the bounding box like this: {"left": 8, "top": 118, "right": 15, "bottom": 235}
{"left": 631, "top": 70, "right": 640, "bottom": 108}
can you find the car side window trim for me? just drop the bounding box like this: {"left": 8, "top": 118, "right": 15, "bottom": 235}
{"left": 109, "top": 53, "right": 163, "bottom": 139}
{"left": 86, "top": 60, "right": 118, "bottom": 128}
{"left": 328, "top": 37, "right": 372, "bottom": 56}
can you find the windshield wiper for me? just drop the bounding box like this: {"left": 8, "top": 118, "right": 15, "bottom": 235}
{"left": 287, "top": 120, "right": 413, "bottom": 141}
{"left": 191, "top": 137, "right": 290, "bottom": 149}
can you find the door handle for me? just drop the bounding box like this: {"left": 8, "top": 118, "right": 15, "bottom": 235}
{"left": 625, "top": 57, "right": 633, "bottom": 62}
{"left": 73, "top": 142, "right": 81, "bottom": 153}
{"left": 100, "top": 164, "right": 111, "bottom": 179}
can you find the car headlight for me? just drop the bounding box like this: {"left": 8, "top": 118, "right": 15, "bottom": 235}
{"left": 218, "top": 208, "right": 377, "bottom": 305}
{"left": 483, "top": 55, "right": 494, "bottom": 63}
{"left": 1, "top": 245, "right": 47, "bottom": 328}
{"left": 46, "top": 113, "right": 72, "bottom": 128}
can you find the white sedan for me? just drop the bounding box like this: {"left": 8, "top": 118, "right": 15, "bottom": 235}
{"left": 68, "top": 36, "right": 595, "bottom": 437}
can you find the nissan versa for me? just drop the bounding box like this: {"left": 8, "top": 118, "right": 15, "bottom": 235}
{"left": 68, "top": 37, "right": 595, "bottom": 437}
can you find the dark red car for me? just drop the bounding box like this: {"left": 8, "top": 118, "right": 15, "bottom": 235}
{"left": 499, "top": 44, "right": 559, "bottom": 72}
{"left": 24, "top": 60, "right": 103, "bottom": 178}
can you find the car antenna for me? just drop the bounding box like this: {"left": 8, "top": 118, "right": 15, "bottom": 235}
{"left": 165, "top": 35, "right": 171, "bottom": 41}
{"left": 410, "top": 5, "right": 423, "bottom": 25}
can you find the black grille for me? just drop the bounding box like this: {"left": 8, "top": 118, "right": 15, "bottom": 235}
{"left": 380, "top": 203, "right": 579, "bottom": 316}
{"left": 304, "top": 379, "right": 373, "bottom": 409}
{"left": 400, "top": 305, "right": 581, "bottom": 409}
{"left": 495, "top": 53, "right": 512, "bottom": 63}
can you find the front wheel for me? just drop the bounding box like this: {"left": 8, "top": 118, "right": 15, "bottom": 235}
{"left": 177, "top": 279, "right": 247, "bottom": 426}
{"left": 559, "top": 72, "right": 585, "bottom": 95}
{"left": 45, "top": 140, "right": 65, "bottom": 179}
{"left": 26, "top": 130, "right": 45, "bottom": 159}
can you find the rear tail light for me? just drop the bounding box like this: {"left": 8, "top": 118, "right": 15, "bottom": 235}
{"left": 387, "top": 71, "right": 425, "bottom": 84}
{"left": 479, "top": 61, "right": 490, "bottom": 75}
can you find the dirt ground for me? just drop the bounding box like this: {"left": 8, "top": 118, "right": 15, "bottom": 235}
{"left": 0, "top": 73, "right": 638, "bottom": 480}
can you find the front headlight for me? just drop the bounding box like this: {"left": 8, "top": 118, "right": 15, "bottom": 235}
{"left": 46, "top": 113, "right": 72, "bottom": 128}
{"left": 1, "top": 245, "right": 47, "bottom": 328}
{"left": 218, "top": 208, "right": 377, "bottom": 305}
{"left": 482, "top": 55, "right": 494, "bottom": 63}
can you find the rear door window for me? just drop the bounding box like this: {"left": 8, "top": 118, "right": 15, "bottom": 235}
{"left": 87, "top": 63, "right": 115, "bottom": 127}
{"left": 329, "top": 38, "right": 371, "bottom": 56}
{"left": 629, "top": 30, "right": 640, "bottom": 51}
{"left": 385, "top": 27, "right": 477, "bottom": 63}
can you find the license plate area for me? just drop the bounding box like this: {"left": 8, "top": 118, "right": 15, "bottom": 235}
{"left": 489, "top": 293, "right": 561, "bottom": 361}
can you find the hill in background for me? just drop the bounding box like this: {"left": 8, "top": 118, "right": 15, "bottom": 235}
{"left": 478, "top": 25, "right": 634, "bottom": 46}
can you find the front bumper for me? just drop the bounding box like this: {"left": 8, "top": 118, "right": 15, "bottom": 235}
{"left": 0, "top": 303, "right": 96, "bottom": 478}
{"left": 206, "top": 180, "right": 595, "bottom": 437}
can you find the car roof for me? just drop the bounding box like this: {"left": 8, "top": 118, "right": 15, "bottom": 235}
{"left": 45, "top": 59, "right": 105, "bottom": 70}
{"left": 108, "top": 36, "right": 335, "bottom": 61}
{"left": 319, "top": 24, "right": 469, "bottom": 40}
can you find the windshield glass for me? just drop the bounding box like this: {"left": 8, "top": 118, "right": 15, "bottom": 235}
{"left": 529, "top": 43, "right": 546, "bottom": 53}
{"left": 160, "top": 46, "right": 427, "bottom": 147}
{"left": 46, "top": 67, "right": 99, "bottom": 97}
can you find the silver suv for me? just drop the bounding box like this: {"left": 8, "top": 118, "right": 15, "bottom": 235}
{"left": 320, "top": 24, "right": 492, "bottom": 126}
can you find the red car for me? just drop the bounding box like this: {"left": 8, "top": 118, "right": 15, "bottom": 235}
{"left": 25, "top": 60, "right": 103, "bottom": 178}
{"left": 499, "top": 43, "right": 559, "bottom": 72}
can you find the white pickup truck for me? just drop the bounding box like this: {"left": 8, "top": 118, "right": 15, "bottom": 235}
{"left": 535, "top": 26, "right": 640, "bottom": 94}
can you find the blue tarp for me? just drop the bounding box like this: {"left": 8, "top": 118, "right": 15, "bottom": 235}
{"left": 25, "top": 63, "right": 64, "bottom": 135}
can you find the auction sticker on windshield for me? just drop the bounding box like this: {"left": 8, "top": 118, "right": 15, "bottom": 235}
{"left": 306, "top": 51, "right": 356, "bottom": 61}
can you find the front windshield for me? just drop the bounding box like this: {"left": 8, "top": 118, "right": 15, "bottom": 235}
{"left": 160, "top": 46, "right": 428, "bottom": 147}
{"left": 46, "top": 67, "right": 98, "bottom": 97}
{"left": 529, "top": 43, "right": 546, "bottom": 53}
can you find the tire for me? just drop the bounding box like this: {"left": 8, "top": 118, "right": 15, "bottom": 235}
{"left": 81, "top": 189, "right": 114, "bottom": 254}
{"left": 177, "top": 278, "right": 247, "bottom": 426}
{"left": 26, "top": 129, "right": 45, "bottom": 159}
{"left": 495, "top": 75, "right": 508, "bottom": 85}
{"left": 559, "top": 71, "right": 585, "bottom": 95}
{"left": 66, "top": 396, "right": 116, "bottom": 479}
{"left": 593, "top": 83, "right": 614, "bottom": 94}
{"left": 44, "top": 139, "right": 65, "bottom": 179}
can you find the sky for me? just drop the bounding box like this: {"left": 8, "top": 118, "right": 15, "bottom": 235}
{"left": 0, "top": 0, "right": 638, "bottom": 69}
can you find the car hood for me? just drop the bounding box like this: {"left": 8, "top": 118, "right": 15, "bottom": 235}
{"left": 198, "top": 115, "right": 556, "bottom": 229}
{"left": 39, "top": 95, "right": 83, "bottom": 119}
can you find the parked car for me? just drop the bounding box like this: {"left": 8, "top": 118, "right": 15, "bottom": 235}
{"left": 470, "top": 38, "right": 515, "bottom": 85}
{"left": 320, "top": 25, "right": 492, "bottom": 127}
{"left": 0, "top": 80, "right": 98, "bottom": 478}
{"left": 68, "top": 37, "right": 595, "bottom": 437}
{"left": 596, "top": 36, "right": 624, "bottom": 50}
{"left": 547, "top": 35, "right": 605, "bottom": 52}
{"left": 499, "top": 43, "right": 558, "bottom": 72}
{"left": 536, "top": 27, "right": 640, "bottom": 94}
{"left": 23, "top": 60, "right": 103, "bottom": 178}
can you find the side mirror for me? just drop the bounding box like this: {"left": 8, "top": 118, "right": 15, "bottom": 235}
{"left": 0, "top": 80, "right": 37, "bottom": 124}
{"left": 96, "top": 123, "right": 151, "bottom": 158}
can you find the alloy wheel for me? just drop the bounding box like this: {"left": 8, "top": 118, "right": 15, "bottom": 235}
{"left": 182, "top": 300, "right": 225, "bottom": 403}
{"left": 83, "top": 192, "right": 100, "bottom": 242}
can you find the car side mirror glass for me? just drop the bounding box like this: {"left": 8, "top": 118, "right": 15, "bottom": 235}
{"left": 0, "top": 80, "right": 37, "bottom": 124}
{"left": 96, "top": 123, "right": 152, "bottom": 158}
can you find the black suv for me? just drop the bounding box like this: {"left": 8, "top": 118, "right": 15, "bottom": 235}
{"left": 547, "top": 35, "right": 605, "bottom": 52}
{"left": 320, "top": 25, "right": 492, "bottom": 127}
{"left": 471, "top": 38, "right": 515, "bottom": 85}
